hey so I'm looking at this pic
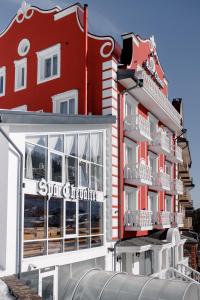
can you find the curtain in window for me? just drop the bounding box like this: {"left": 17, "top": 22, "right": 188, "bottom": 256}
{"left": 26, "top": 145, "right": 33, "bottom": 179}
{"left": 91, "top": 133, "right": 99, "bottom": 163}
{"left": 79, "top": 134, "right": 89, "bottom": 160}
{"left": 66, "top": 135, "right": 75, "bottom": 183}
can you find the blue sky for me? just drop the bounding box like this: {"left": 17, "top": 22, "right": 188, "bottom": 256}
{"left": 1, "top": 0, "right": 200, "bottom": 208}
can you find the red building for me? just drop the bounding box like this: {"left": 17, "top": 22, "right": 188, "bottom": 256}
{"left": 0, "top": 0, "right": 198, "bottom": 285}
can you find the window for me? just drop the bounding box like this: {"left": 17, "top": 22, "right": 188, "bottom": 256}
{"left": 52, "top": 90, "right": 78, "bottom": 115}
{"left": 37, "top": 44, "right": 61, "bottom": 84}
{"left": 125, "top": 187, "right": 137, "bottom": 211}
{"left": 149, "top": 151, "right": 157, "bottom": 176}
{"left": 166, "top": 195, "right": 172, "bottom": 212}
{"left": 125, "top": 139, "right": 137, "bottom": 166}
{"left": 18, "top": 39, "right": 30, "bottom": 57}
{"left": 165, "top": 161, "right": 172, "bottom": 177}
{"left": 14, "top": 58, "right": 27, "bottom": 91}
{"left": 148, "top": 191, "right": 158, "bottom": 212}
{"left": 0, "top": 66, "right": 6, "bottom": 97}
{"left": 149, "top": 114, "right": 157, "bottom": 139}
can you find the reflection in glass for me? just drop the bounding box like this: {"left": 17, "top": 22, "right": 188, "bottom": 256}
{"left": 91, "top": 202, "right": 103, "bottom": 235}
{"left": 24, "top": 241, "right": 47, "bottom": 258}
{"left": 48, "top": 198, "right": 63, "bottom": 238}
{"left": 24, "top": 195, "right": 47, "bottom": 240}
{"left": 78, "top": 237, "right": 90, "bottom": 250}
{"left": 91, "top": 164, "right": 103, "bottom": 191}
{"left": 25, "top": 143, "right": 47, "bottom": 180}
{"left": 66, "top": 134, "right": 78, "bottom": 157}
{"left": 49, "top": 135, "right": 63, "bottom": 152}
{"left": 64, "top": 239, "right": 77, "bottom": 252}
{"left": 91, "top": 236, "right": 103, "bottom": 248}
{"left": 42, "top": 275, "right": 54, "bottom": 300}
{"left": 79, "top": 161, "right": 89, "bottom": 187}
{"left": 79, "top": 133, "right": 89, "bottom": 160}
{"left": 66, "top": 156, "right": 78, "bottom": 186}
{"left": 26, "top": 135, "right": 47, "bottom": 147}
{"left": 50, "top": 153, "right": 62, "bottom": 182}
{"left": 91, "top": 132, "right": 103, "bottom": 164}
{"left": 79, "top": 200, "right": 90, "bottom": 236}
{"left": 48, "top": 240, "right": 63, "bottom": 255}
{"left": 65, "top": 202, "right": 76, "bottom": 235}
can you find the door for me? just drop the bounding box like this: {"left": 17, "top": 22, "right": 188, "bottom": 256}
{"left": 39, "top": 269, "right": 57, "bottom": 300}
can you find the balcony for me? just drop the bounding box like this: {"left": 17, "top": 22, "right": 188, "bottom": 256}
{"left": 124, "top": 210, "right": 153, "bottom": 231}
{"left": 152, "top": 211, "right": 171, "bottom": 229}
{"left": 124, "top": 114, "right": 151, "bottom": 142}
{"left": 167, "top": 145, "right": 183, "bottom": 164}
{"left": 151, "top": 171, "right": 171, "bottom": 192}
{"left": 124, "top": 162, "right": 152, "bottom": 186}
{"left": 174, "top": 179, "right": 184, "bottom": 195}
{"left": 171, "top": 212, "right": 184, "bottom": 227}
{"left": 149, "top": 131, "right": 171, "bottom": 155}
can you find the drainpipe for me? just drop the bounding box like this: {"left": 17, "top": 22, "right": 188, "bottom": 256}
{"left": 114, "top": 78, "right": 143, "bottom": 271}
{"left": 84, "top": 4, "right": 88, "bottom": 115}
{"left": 0, "top": 127, "right": 23, "bottom": 279}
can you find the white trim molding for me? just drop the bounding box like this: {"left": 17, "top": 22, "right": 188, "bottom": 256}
{"left": 52, "top": 89, "right": 78, "bottom": 114}
{"left": 0, "top": 66, "right": 6, "bottom": 97}
{"left": 14, "top": 58, "right": 27, "bottom": 92}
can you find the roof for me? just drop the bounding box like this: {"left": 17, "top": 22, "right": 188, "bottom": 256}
{"left": 0, "top": 110, "right": 116, "bottom": 125}
{"left": 117, "top": 236, "right": 168, "bottom": 248}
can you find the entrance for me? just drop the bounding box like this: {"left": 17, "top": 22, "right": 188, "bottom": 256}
{"left": 39, "top": 269, "right": 57, "bottom": 300}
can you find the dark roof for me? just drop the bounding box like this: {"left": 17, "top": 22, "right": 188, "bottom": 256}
{"left": 0, "top": 110, "right": 116, "bottom": 125}
{"left": 149, "top": 229, "right": 168, "bottom": 240}
{"left": 117, "top": 236, "right": 168, "bottom": 248}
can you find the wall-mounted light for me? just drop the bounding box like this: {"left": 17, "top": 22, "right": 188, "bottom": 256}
{"left": 136, "top": 252, "right": 140, "bottom": 257}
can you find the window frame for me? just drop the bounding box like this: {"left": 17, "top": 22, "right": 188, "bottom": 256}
{"left": 0, "top": 66, "right": 6, "bottom": 97}
{"left": 52, "top": 90, "right": 78, "bottom": 115}
{"left": 37, "top": 43, "right": 61, "bottom": 84}
{"left": 124, "top": 186, "right": 138, "bottom": 212}
{"left": 14, "top": 58, "right": 27, "bottom": 92}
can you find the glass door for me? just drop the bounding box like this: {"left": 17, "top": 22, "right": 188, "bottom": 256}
{"left": 39, "top": 270, "right": 57, "bottom": 300}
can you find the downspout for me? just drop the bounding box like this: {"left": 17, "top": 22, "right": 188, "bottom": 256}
{"left": 0, "top": 127, "right": 23, "bottom": 279}
{"left": 84, "top": 4, "right": 88, "bottom": 115}
{"left": 114, "top": 79, "right": 143, "bottom": 271}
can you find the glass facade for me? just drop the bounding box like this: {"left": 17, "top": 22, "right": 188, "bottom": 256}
{"left": 24, "top": 131, "right": 104, "bottom": 258}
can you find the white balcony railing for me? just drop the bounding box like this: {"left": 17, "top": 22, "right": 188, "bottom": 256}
{"left": 175, "top": 179, "right": 184, "bottom": 195}
{"left": 135, "top": 67, "right": 182, "bottom": 128}
{"left": 171, "top": 212, "right": 184, "bottom": 227}
{"left": 152, "top": 211, "right": 171, "bottom": 228}
{"left": 151, "top": 172, "right": 171, "bottom": 191}
{"left": 167, "top": 144, "right": 183, "bottom": 164}
{"left": 175, "top": 145, "right": 183, "bottom": 163}
{"left": 149, "top": 131, "right": 171, "bottom": 155}
{"left": 124, "top": 114, "right": 151, "bottom": 142}
{"left": 124, "top": 210, "right": 153, "bottom": 230}
{"left": 124, "top": 162, "right": 152, "bottom": 185}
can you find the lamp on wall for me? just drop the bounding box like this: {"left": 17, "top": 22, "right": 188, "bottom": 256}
{"left": 136, "top": 252, "right": 140, "bottom": 257}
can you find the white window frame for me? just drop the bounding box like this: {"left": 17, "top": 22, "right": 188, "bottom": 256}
{"left": 37, "top": 43, "right": 61, "bottom": 84}
{"left": 124, "top": 137, "right": 138, "bottom": 166}
{"left": 0, "top": 66, "right": 6, "bottom": 97}
{"left": 124, "top": 186, "right": 138, "bottom": 212}
{"left": 148, "top": 191, "right": 158, "bottom": 212}
{"left": 124, "top": 93, "right": 137, "bottom": 118}
{"left": 148, "top": 151, "right": 158, "bottom": 174}
{"left": 14, "top": 58, "right": 27, "bottom": 91}
{"left": 52, "top": 90, "right": 78, "bottom": 115}
{"left": 148, "top": 113, "right": 158, "bottom": 138}
{"left": 165, "top": 194, "right": 172, "bottom": 212}
{"left": 165, "top": 160, "right": 172, "bottom": 177}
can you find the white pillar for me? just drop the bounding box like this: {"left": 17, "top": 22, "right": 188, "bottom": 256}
{"left": 153, "top": 249, "right": 162, "bottom": 275}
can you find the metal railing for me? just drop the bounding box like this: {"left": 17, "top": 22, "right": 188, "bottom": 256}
{"left": 167, "top": 267, "right": 200, "bottom": 285}
{"left": 135, "top": 68, "right": 182, "bottom": 125}
{"left": 152, "top": 211, "right": 171, "bottom": 226}
{"left": 124, "top": 162, "right": 152, "bottom": 183}
{"left": 125, "top": 210, "right": 153, "bottom": 228}
{"left": 151, "top": 131, "right": 171, "bottom": 154}
{"left": 175, "top": 145, "right": 183, "bottom": 162}
{"left": 171, "top": 212, "right": 184, "bottom": 226}
{"left": 160, "top": 172, "right": 171, "bottom": 190}
{"left": 175, "top": 178, "right": 184, "bottom": 195}
{"left": 177, "top": 264, "right": 200, "bottom": 283}
{"left": 124, "top": 114, "right": 151, "bottom": 140}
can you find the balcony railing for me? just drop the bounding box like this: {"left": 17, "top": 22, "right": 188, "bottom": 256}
{"left": 124, "top": 210, "right": 153, "bottom": 231}
{"left": 175, "top": 179, "right": 184, "bottom": 195}
{"left": 124, "top": 114, "right": 151, "bottom": 142}
{"left": 167, "top": 144, "right": 183, "bottom": 164}
{"left": 176, "top": 145, "right": 183, "bottom": 163}
{"left": 124, "top": 162, "right": 152, "bottom": 186}
{"left": 135, "top": 68, "right": 182, "bottom": 128}
{"left": 151, "top": 171, "right": 171, "bottom": 191}
{"left": 171, "top": 212, "right": 184, "bottom": 227}
{"left": 152, "top": 211, "right": 171, "bottom": 228}
{"left": 149, "top": 131, "right": 171, "bottom": 155}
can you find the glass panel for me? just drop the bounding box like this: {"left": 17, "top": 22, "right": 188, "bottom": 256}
{"left": 64, "top": 238, "right": 77, "bottom": 252}
{"left": 91, "top": 235, "right": 103, "bottom": 248}
{"left": 68, "top": 99, "right": 75, "bottom": 114}
{"left": 44, "top": 57, "right": 51, "bottom": 78}
{"left": 66, "top": 134, "right": 78, "bottom": 157}
{"left": 91, "top": 164, "right": 103, "bottom": 191}
{"left": 60, "top": 102, "right": 68, "bottom": 114}
{"left": 79, "top": 133, "right": 90, "bottom": 160}
{"left": 24, "top": 195, "right": 47, "bottom": 240}
{"left": 79, "top": 200, "right": 90, "bottom": 236}
{"left": 26, "top": 135, "right": 47, "bottom": 147}
{"left": 52, "top": 55, "right": 58, "bottom": 76}
{"left": 91, "top": 132, "right": 103, "bottom": 165}
{"left": 21, "top": 66, "right": 25, "bottom": 87}
{"left": 49, "top": 135, "right": 63, "bottom": 152}
{"left": 125, "top": 190, "right": 137, "bottom": 211}
{"left": 50, "top": 153, "right": 62, "bottom": 182}
{"left": 66, "top": 156, "right": 78, "bottom": 186}
{"left": 166, "top": 196, "right": 172, "bottom": 212}
{"left": 48, "top": 198, "right": 63, "bottom": 238}
{"left": 65, "top": 201, "right": 76, "bottom": 235}
{"left": 42, "top": 275, "right": 54, "bottom": 300}
{"left": 166, "top": 161, "right": 171, "bottom": 176}
{"left": 91, "top": 202, "right": 103, "bottom": 234}
{"left": 48, "top": 240, "right": 62, "bottom": 255}
{"left": 0, "top": 76, "right": 3, "bottom": 94}
{"left": 24, "top": 241, "right": 47, "bottom": 258}
{"left": 79, "top": 161, "right": 89, "bottom": 187}
{"left": 78, "top": 237, "right": 90, "bottom": 250}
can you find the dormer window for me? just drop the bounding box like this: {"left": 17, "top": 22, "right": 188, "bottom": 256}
{"left": 0, "top": 67, "right": 6, "bottom": 97}
{"left": 37, "top": 44, "right": 61, "bottom": 84}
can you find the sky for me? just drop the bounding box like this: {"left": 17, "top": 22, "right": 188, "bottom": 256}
{"left": 0, "top": 0, "right": 200, "bottom": 208}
